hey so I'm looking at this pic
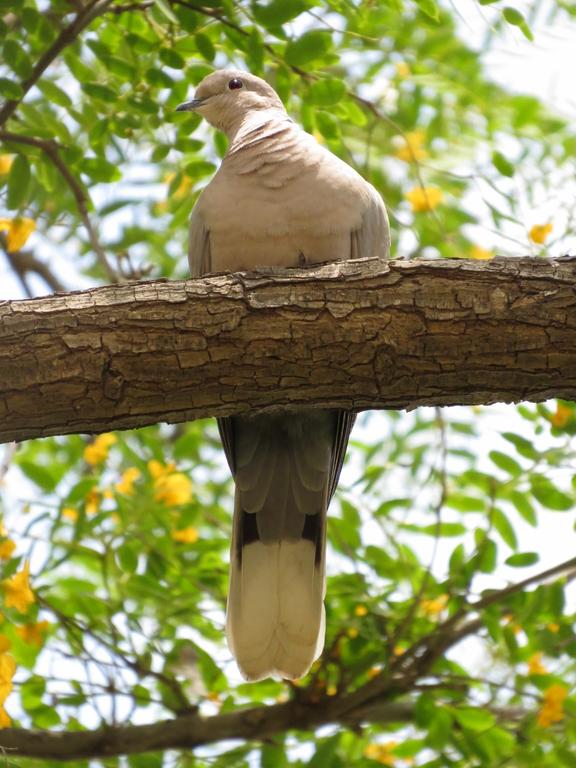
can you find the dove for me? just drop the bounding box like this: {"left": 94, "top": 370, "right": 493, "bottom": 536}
{"left": 177, "top": 70, "right": 390, "bottom": 681}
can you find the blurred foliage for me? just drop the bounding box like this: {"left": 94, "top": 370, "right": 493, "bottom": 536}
{"left": 1, "top": 0, "right": 576, "bottom": 765}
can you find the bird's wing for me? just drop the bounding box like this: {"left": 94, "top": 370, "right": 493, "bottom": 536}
{"left": 350, "top": 181, "right": 391, "bottom": 262}
{"left": 188, "top": 202, "right": 211, "bottom": 277}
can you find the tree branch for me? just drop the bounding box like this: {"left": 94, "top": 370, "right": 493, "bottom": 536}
{"left": 0, "top": 0, "right": 114, "bottom": 128}
{"left": 0, "top": 694, "right": 527, "bottom": 760}
{"left": 1, "top": 256, "right": 576, "bottom": 444}
{"left": 0, "top": 131, "right": 118, "bottom": 282}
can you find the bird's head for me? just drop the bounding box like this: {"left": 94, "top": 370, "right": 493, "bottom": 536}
{"left": 176, "top": 70, "right": 286, "bottom": 135}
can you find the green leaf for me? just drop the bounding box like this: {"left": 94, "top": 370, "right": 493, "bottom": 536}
{"left": 505, "top": 552, "right": 539, "bottom": 567}
{"left": 82, "top": 82, "right": 117, "bottom": 102}
{"left": 308, "top": 78, "right": 346, "bottom": 107}
{"left": 530, "top": 477, "right": 573, "bottom": 511}
{"left": 489, "top": 450, "right": 522, "bottom": 476}
{"left": 117, "top": 543, "right": 139, "bottom": 574}
{"left": 478, "top": 538, "right": 498, "bottom": 573}
{"left": 7, "top": 153, "right": 31, "bottom": 209}
{"left": 492, "top": 150, "right": 515, "bottom": 177}
{"left": 159, "top": 48, "right": 186, "bottom": 69}
{"left": 194, "top": 33, "right": 216, "bottom": 61}
{"left": 0, "top": 77, "right": 23, "bottom": 99}
{"left": 253, "top": 0, "right": 313, "bottom": 28}
{"left": 507, "top": 490, "right": 536, "bottom": 526}
{"left": 502, "top": 431, "right": 538, "bottom": 459}
{"left": 503, "top": 7, "right": 533, "bottom": 40}
{"left": 38, "top": 79, "right": 73, "bottom": 108}
{"left": 80, "top": 157, "right": 122, "bottom": 182}
{"left": 285, "top": 30, "right": 333, "bottom": 66}
{"left": 492, "top": 508, "right": 518, "bottom": 549}
{"left": 451, "top": 706, "right": 496, "bottom": 732}
{"left": 414, "top": 0, "right": 439, "bottom": 20}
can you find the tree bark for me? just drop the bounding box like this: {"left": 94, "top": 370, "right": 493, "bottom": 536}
{"left": 1, "top": 256, "right": 575, "bottom": 444}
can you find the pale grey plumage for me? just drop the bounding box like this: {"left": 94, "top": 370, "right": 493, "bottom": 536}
{"left": 179, "top": 70, "right": 390, "bottom": 681}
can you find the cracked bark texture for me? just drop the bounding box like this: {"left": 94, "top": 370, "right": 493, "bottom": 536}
{"left": 1, "top": 256, "right": 575, "bottom": 444}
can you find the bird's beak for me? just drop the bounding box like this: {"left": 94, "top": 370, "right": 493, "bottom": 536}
{"left": 176, "top": 97, "right": 207, "bottom": 112}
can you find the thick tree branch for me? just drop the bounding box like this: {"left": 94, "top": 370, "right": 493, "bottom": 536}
{"left": 1, "top": 256, "right": 575, "bottom": 444}
{"left": 0, "top": 693, "right": 527, "bottom": 760}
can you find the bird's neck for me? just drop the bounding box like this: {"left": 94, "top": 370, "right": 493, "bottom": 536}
{"left": 225, "top": 110, "right": 296, "bottom": 155}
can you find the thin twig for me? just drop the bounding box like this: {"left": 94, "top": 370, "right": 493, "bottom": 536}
{"left": 0, "top": 131, "right": 118, "bottom": 282}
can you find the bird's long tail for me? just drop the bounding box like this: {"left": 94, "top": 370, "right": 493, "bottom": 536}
{"left": 222, "top": 411, "right": 350, "bottom": 681}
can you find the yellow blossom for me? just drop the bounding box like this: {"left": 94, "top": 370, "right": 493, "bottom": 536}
{"left": 164, "top": 172, "right": 193, "bottom": 201}
{"left": 0, "top": 704, "right": 10, "bottom": 729}
{"left": 0, "top": 217, "right": 36, "bottom": 253}
{"left": 154, "top": 473, "right": 192, "bottom": 506}
{"left": 406, "top": 186, "right": 443, "bottom": 212}
{"left": 171, "top": 526, "right": 199, "bottom": 544}
{"left": 528, "top": 652, "right": 547, "bottom": 675}
{"left": 394, "top": 131, "right": 428, "bottom": 163}
{"left": 16, "top": 620, "right": 50, "bottom": 648}
{"left": 83, "top": 433, "right": 117, "bottom": 466}
{"left": 2, "top": 560, "right": 34, "bottom": 613}
{"left": 62, "top": 507, "right": 78, "bottom": 522}
{"left": 393, "top": 645, "right": 406, "bottom": 656}
{"left": 326, "top": 684, "right": 337, "bottom": 696}
{"left": 420, "top": 594, "right": 448, "bottom": 616}
{"left": 147, "top": 460, "right": 177, "bottom": 479}
{"left": 550, "top": 403, "right": 571, "bottom": 429}
{"left": 538, "top": 684, "right": 568, "bottom": 728}
{"left": 354, "top": 604, "right": 368, "bottom": 617}
{"left": 347, "top": 627, "right": 359, "bottom": 639}
{"left": 364, "top": 741, "right": 398, "bottom": 765}
{"left": 0, "top": 540, "right": 15, "bottom": 561}
{"left": 529, "top": 222, "right": 553, "bottom": 245}
{"left": 0, "top": 155, "right": 12, "bottom": 175}
{"left": 470, "top": 245, "right": 494, "bottom": 260}
{"left": 0, "top": 636, "right": 10, "bottom": 654}
{"left": 367, "top": 666, "right": 381, "bottom": 680}
{"left": 85, "top": 489, "right": 99, "bottom": 516}
{"left": 115, "top": 467, "right": 141, "bottom": 495}
{"left": 396, "top": 62, "right": 411, "bottom": 78}
{"left": 0, "top": 651, "right": 16, "bottom": 703}
{"left": 547, "top": 623, "right": 560, "bottom": 633}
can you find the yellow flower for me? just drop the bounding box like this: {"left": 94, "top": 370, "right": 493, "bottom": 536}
{"left": 538, "top": 684, "right": 568, "bottom": 727}
{"left": 347, "top": 627, "right": 359, "bottom": 639}
{"left": 394, "top": 131, "right": 428, "bottom": 163}
{"left": 550, "top": 403, "right": 571, "bottom": 429}
{"left": 0, "top": 636, "right": 10, "bottom": 654}
{"left": 171, "top": 526, "right": 199, "bottom": 544}
{"left": 0, "top": 651, "right": 16, "bottom": 702}
{"left": 85, "top": 488, "right": 99, "bottom": 516}
{"left": 326, "top": 684, "right": 337, "bottom": 696}
{"left": 148, "top": 459, "right": 176, "bottom": 479}
{"left": 420, "top": 594, "right": 448, "bottom": 616}
{"left": 0, "top": 704, "right": 10, "bottom": 729}
{"left": 396, "top": 62, "right": 411, "bottom": 78}
{"left": 470, "top": 245, "right": 494, "bottom": 260}
{"left": 2, "top": 560, "right": 35, "bottom": 613}
{"left": 406, "top": 186, "right": 443, "bottom": 212}
{"left": 354, "top": 604, "right": 368, "bottom": 617}
{"left": 367, "top": 666, "right": 381, "bottom": 680}
{"left": 62, "top": 507, "right": 78, "bottom": 522}
{"left": 0, "top": 156, "right": 12, "bottom": 175}
{"left": 164, "top": 172, "right": 193, "bottom": 201}
{"left": 529, "top": 222, "right": 553, "bottom": 245}
{"left": 16, "top": 620, "right": 50, "bottom": 648}
{"left": 83, "top": 433, "right": 117, "bottom": 465}
{"left": 547, "top": 623, "right": 560, "bottom": 633}
{"left": 0, "top": 217, "right": 36, "bottom": 252}
{"left": 0, "top": 540, "right": 15, "bottom": 561}
{"left": 364, "top": 741, "right": 398, "bottom": 765}
{"left": 116, "top": 467, "right": 141, "bottom": 495}
{"left": 154, "top": 473, "right": 192, "bottom": 507}
{"left": 528, "top": 652, "right": 547, "bottom": 675}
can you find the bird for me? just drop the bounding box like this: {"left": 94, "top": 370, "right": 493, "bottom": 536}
{"left": 177, "top": 70, "right": 390, "bottom": 681}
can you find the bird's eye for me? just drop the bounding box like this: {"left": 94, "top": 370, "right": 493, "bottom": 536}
{"left": 228, "top": 78, "right": 243, "bottom": 90}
